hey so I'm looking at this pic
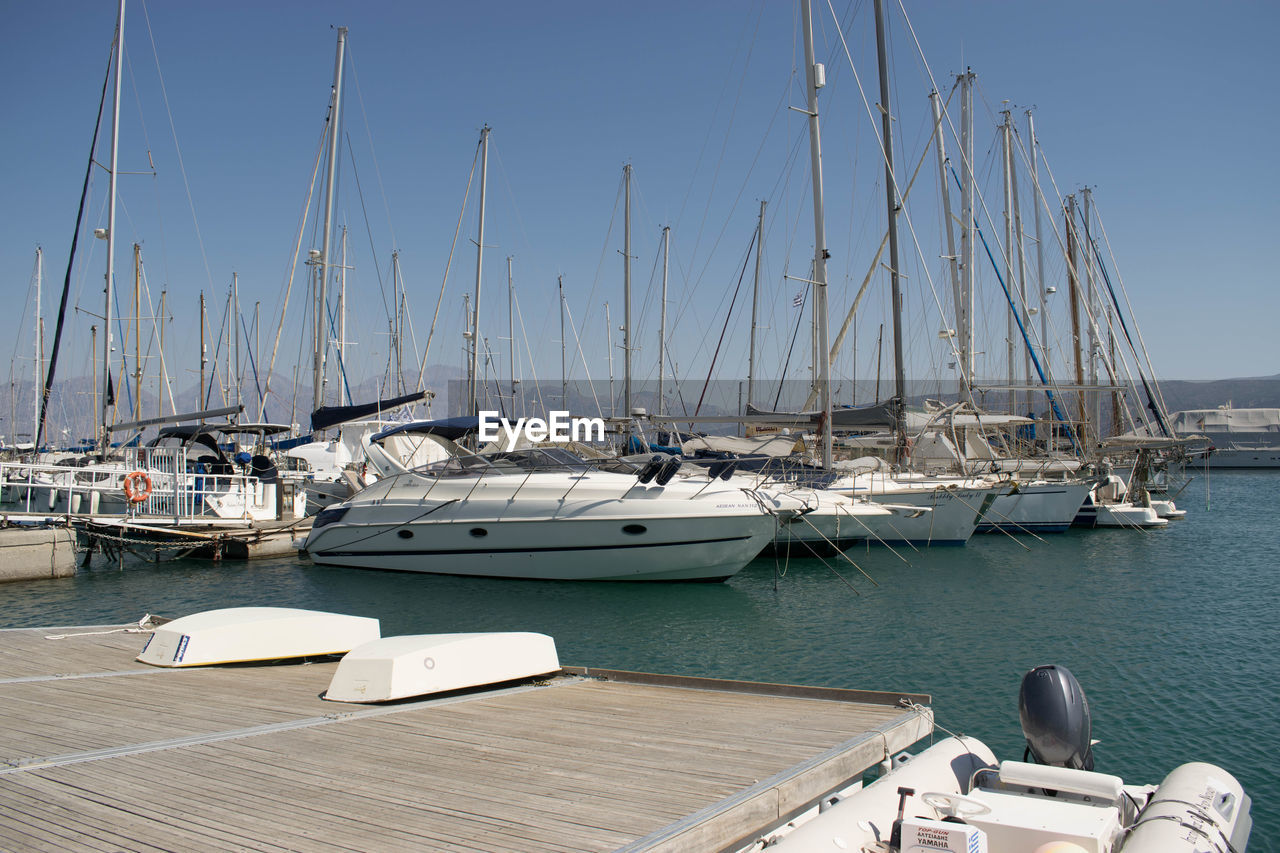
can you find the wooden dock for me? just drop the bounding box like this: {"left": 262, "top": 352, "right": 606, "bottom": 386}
{"left": 0, "top": 623, "right": 933, "bottom": 852}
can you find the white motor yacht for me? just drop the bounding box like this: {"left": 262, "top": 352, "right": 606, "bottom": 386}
{"left": 301, "top": 447, "right": 781, "bottom": 581}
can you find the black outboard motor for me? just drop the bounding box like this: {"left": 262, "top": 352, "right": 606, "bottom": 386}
{"left": 1018, "top": 664, "right": 1095, "bottom": 771}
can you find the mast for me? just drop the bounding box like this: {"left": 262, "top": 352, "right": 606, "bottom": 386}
{"left": 1082, "top": 187, "right": 1099, "bottom": 435}
{"left": 233, "top": 271, "right": 242, "bottom": 413}
{"left": 558, "top": 275, "right": 566, "bottom": 409}
{"left": 1008, "top": 123, "right": 1031, "bottom": 417}
{"left": 133, "top": 243, "right": 142, "bottom": 421}
{"left": 339, "top": 229, "right": 349, "bottom": 403}
{"left": 873, "top": 0, "right": 908, "bottom": 465}
{"left": 159, "top": 289, "right": 167, "bottom": 417}
{"left": 1026, "top": 110, "right": 1051, "bottom": 393}
{"left": 930, "top": 91, "right": 967, "bottom": 406}
{"left": 33, "top": 248, "right": 43, "bottom": 446}
{"left": 747, "top": 202, "right": 764, "bottom": 410}
{"left": 314, "top": 25, "right": 347, "bottom": 416}
{"left": 199, "top": 292, "right": 207, "bottom": 416}
{"left": 507, "top": 256, "right": 516, "bottom": 415}
{"left": 622, "top": 163, "right": 633, "bottom": 418}
{"left": 468, "top": 125, "right": 490, "bottom": 418}
{"left": 658, "top": 225, "right": 671, "bottom": 416}
{"left": 1065, "top": 194, "right": 1087, "bottom": 447}
{"left": 605, "top": 302, "right": 614, "bottom": 416}
{"left": 958, "top": 70, "right": 975, "bottom": 400}
{"left": 91, "top": 325, "right": 99, "bottom": 440}
{"left": 799, "top": 0, "right": 833, "bottom": 469}
{"left": 1001, "top": 112, "right": 1016, "bottom": 414}
{"left": 100, "top": 0, "right": 125, "bottom": 455}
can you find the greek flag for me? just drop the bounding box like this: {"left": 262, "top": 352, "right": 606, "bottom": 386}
{"left": 793, "top": 292, "right": 804, "bottom": 308}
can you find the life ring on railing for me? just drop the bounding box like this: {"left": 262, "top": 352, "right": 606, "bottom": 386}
{"left": 123, "top": 471, "right": 152, "bottom": 503}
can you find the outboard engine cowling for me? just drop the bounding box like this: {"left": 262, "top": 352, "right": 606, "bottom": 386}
{"left": 1018, "top": 664, "right": 1094, "bottom": 770}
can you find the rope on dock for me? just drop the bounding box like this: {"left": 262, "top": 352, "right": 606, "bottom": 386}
{"left": 45, "top": 613, "right": 161, "bottom": 641}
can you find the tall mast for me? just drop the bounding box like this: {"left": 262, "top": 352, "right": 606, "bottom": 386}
{"left": 469, "top": 125, "right": 490, "bottom": 418}
{"left": 100, "top": 0, "right": 125, "bottom": 455}
{"left": 873, "top": 0, "right": 908, "bottom": 464}
{"left": 558, "top": 276, "right": 566, "bottom": 409}
{"left": 1065, "top": 194, "right": 1087, "bottom": 447}
{"left": 158, "top": 289, "right": 167, "bottom": 417}
{"left": 33, "top": 248, "right": 43, "bottom": 446}
{"left": 605, "top": 302, "right": 614, "bottom": 416}
{"left": 233, "top": 271, "right": 242, "bottom": 413}
{"left": 958, "top": 70, "right": 975, "bottom": 399}
{"left": 799, "top": 0, "right": 833, "bottom": 469}
{"left": 658, "top": 225, "right": 671, "bottom": 416}
{"left": 1001, "top": 112, "right": 1016, "bottom": 414}
{"left": 199, "top": 293, "right": 207, "bottom": 416}
{"left": 314, "top": 25, "right": 347, "bottom": 415}
{"left": 133, "top": 243, "right": 142, "bottom": 421}
{"left": 1082, "top": 187, "right": 1099, "bottom": 434}
{"left": 930, "top": 91, "right": 966, "bottom": 405}
{"left": 1008, "top": 122, "right": 1031, "bottom": 417}
{"left": 748, "top": 202, "right": 764, "bottom": 410}
{"left": 622, "top": 163, "right": 633, "bottom": 418}
{"left": 339, "top": 229, "right": 349, "bottom": 403}
{"left": 1026, "top": 110, "right": 1051, "bottom": 391}
{"left": 507, "top": 256, "right": 516, "bottom": 414}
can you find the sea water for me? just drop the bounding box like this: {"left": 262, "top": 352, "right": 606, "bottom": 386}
{"left": 2, "top": 470, "right": 1276, "bottom": 842}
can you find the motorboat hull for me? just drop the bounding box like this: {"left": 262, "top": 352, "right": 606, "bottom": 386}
{"left": 305, "top": 503, "right": 776, "bottom": 581}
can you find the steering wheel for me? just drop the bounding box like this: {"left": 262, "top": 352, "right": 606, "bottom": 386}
{"left": 920, "top": 791, "right": 992, "bottom": 818}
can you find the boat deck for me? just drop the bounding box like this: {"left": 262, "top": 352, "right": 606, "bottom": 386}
{"left": 0, "top": 623, "right": 932, "bottom": 853}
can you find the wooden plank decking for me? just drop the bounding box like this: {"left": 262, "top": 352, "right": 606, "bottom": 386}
{"left": 0, "top": 624, "right": 933, "bottom": 852}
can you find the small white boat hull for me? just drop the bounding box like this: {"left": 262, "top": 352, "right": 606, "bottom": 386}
{"left": 137, "top": 606, "right": 380, "bottom": 667}
{"left": 325, "top": 632, "right": 560, "bottom": 703}
{"left": 976, "top": 480, "right": 1092, "bottom": 534}
{"left": 1094, "top": 503, "right": 1168, "bottom": 528}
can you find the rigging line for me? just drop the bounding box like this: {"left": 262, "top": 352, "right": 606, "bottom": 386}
{"left": 138, "top": 1, "right": 215, "bottom": 296}
{"left": 1089, "top": 207, "right": 1173, "bottom": 436}
{"left": 561, "top": 296, "right": 603, "bottom": 418}
{"left": 773, "top": 274, "right": 811, "bottom": 411}
{"left": 577, "top": 169, "right": 624, "bottom": 352}
{"left": 323, "top": 298, "right": 354, "bottom": 407}
{"left": 512, "top": 288, "right": 546, "bottom": 418}
{"left": 693, "top": 227, "right": 757, "bottom": 419}
{"left": 344, "top": 132, "right": 392, "bottom": 320}
{"left": 343, "top": 44, "right": 397, "bottom": 250}
{"left": 38, "top": 40, "right": 114, "bottom": 449}
{"left": 416, "top": 137, "right": 480, "bottom": 390}
{"left": 239, "top": 311, "right": 263, "bottom": 412}
{"left": 955, "top": 164, "right": 1078, "bottom": 453}
{"left": 259, "top": 122, "right": 327, "bottom": 421}
{"left": 674, "top": 0, "right": 764, "bottom": 244}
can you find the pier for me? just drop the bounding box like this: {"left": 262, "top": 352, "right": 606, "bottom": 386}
{"left": 0, "top": 622, "right": 932, "bottom": 852}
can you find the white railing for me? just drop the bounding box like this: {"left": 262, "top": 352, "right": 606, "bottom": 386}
{"left": 0, "top": 447, "right": 277, "bottom": 521}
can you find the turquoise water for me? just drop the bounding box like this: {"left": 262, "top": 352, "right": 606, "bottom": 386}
{"left": 3, "top": 470, "right": 1276, "bottom": 844}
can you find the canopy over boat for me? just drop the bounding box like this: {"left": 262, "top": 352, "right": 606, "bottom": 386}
{"left": 137, "top": 607, "right": 380, "bottom": 667}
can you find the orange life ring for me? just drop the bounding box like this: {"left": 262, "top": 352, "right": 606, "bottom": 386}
{"left": 123, "top": 471, "right": 152, "bottom": 503}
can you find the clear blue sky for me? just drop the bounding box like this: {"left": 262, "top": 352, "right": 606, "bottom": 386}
{"left": 3, "top": 1, "right": 1276, "bottom": 433}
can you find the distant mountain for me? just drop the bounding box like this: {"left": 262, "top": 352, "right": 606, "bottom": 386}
{"left": 1153, "top": 374, "right": 1280, "bottom": 413}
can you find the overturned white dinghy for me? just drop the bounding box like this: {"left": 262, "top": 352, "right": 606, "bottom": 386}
{"left": 137, "top": 606, "right": 381, "bottom": 667}
{"left": 324, "top": 632, "right": 560, "bottom": 703}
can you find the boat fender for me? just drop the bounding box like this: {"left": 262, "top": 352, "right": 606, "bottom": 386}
{"left": 123, "top": 471, "right": 153, "bottom": 503}
{"left": 636, "top": 455, "right": 664, "bottom": 484}
{"left": 1120, "top": 762, "right": 1251, "bottom": 853}
{"left": 717, "top": 458, "right": 739, "bottom": 480}
{"left": 654, "top": 459, "right": 682, "bottom": 486}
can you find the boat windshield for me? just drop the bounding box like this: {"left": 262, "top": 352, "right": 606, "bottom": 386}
{"left": 413, "top": 453, "right": 522, "bottom": 478}
{"left": 484, "top": 447, "right": 592, "bottom": 472}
